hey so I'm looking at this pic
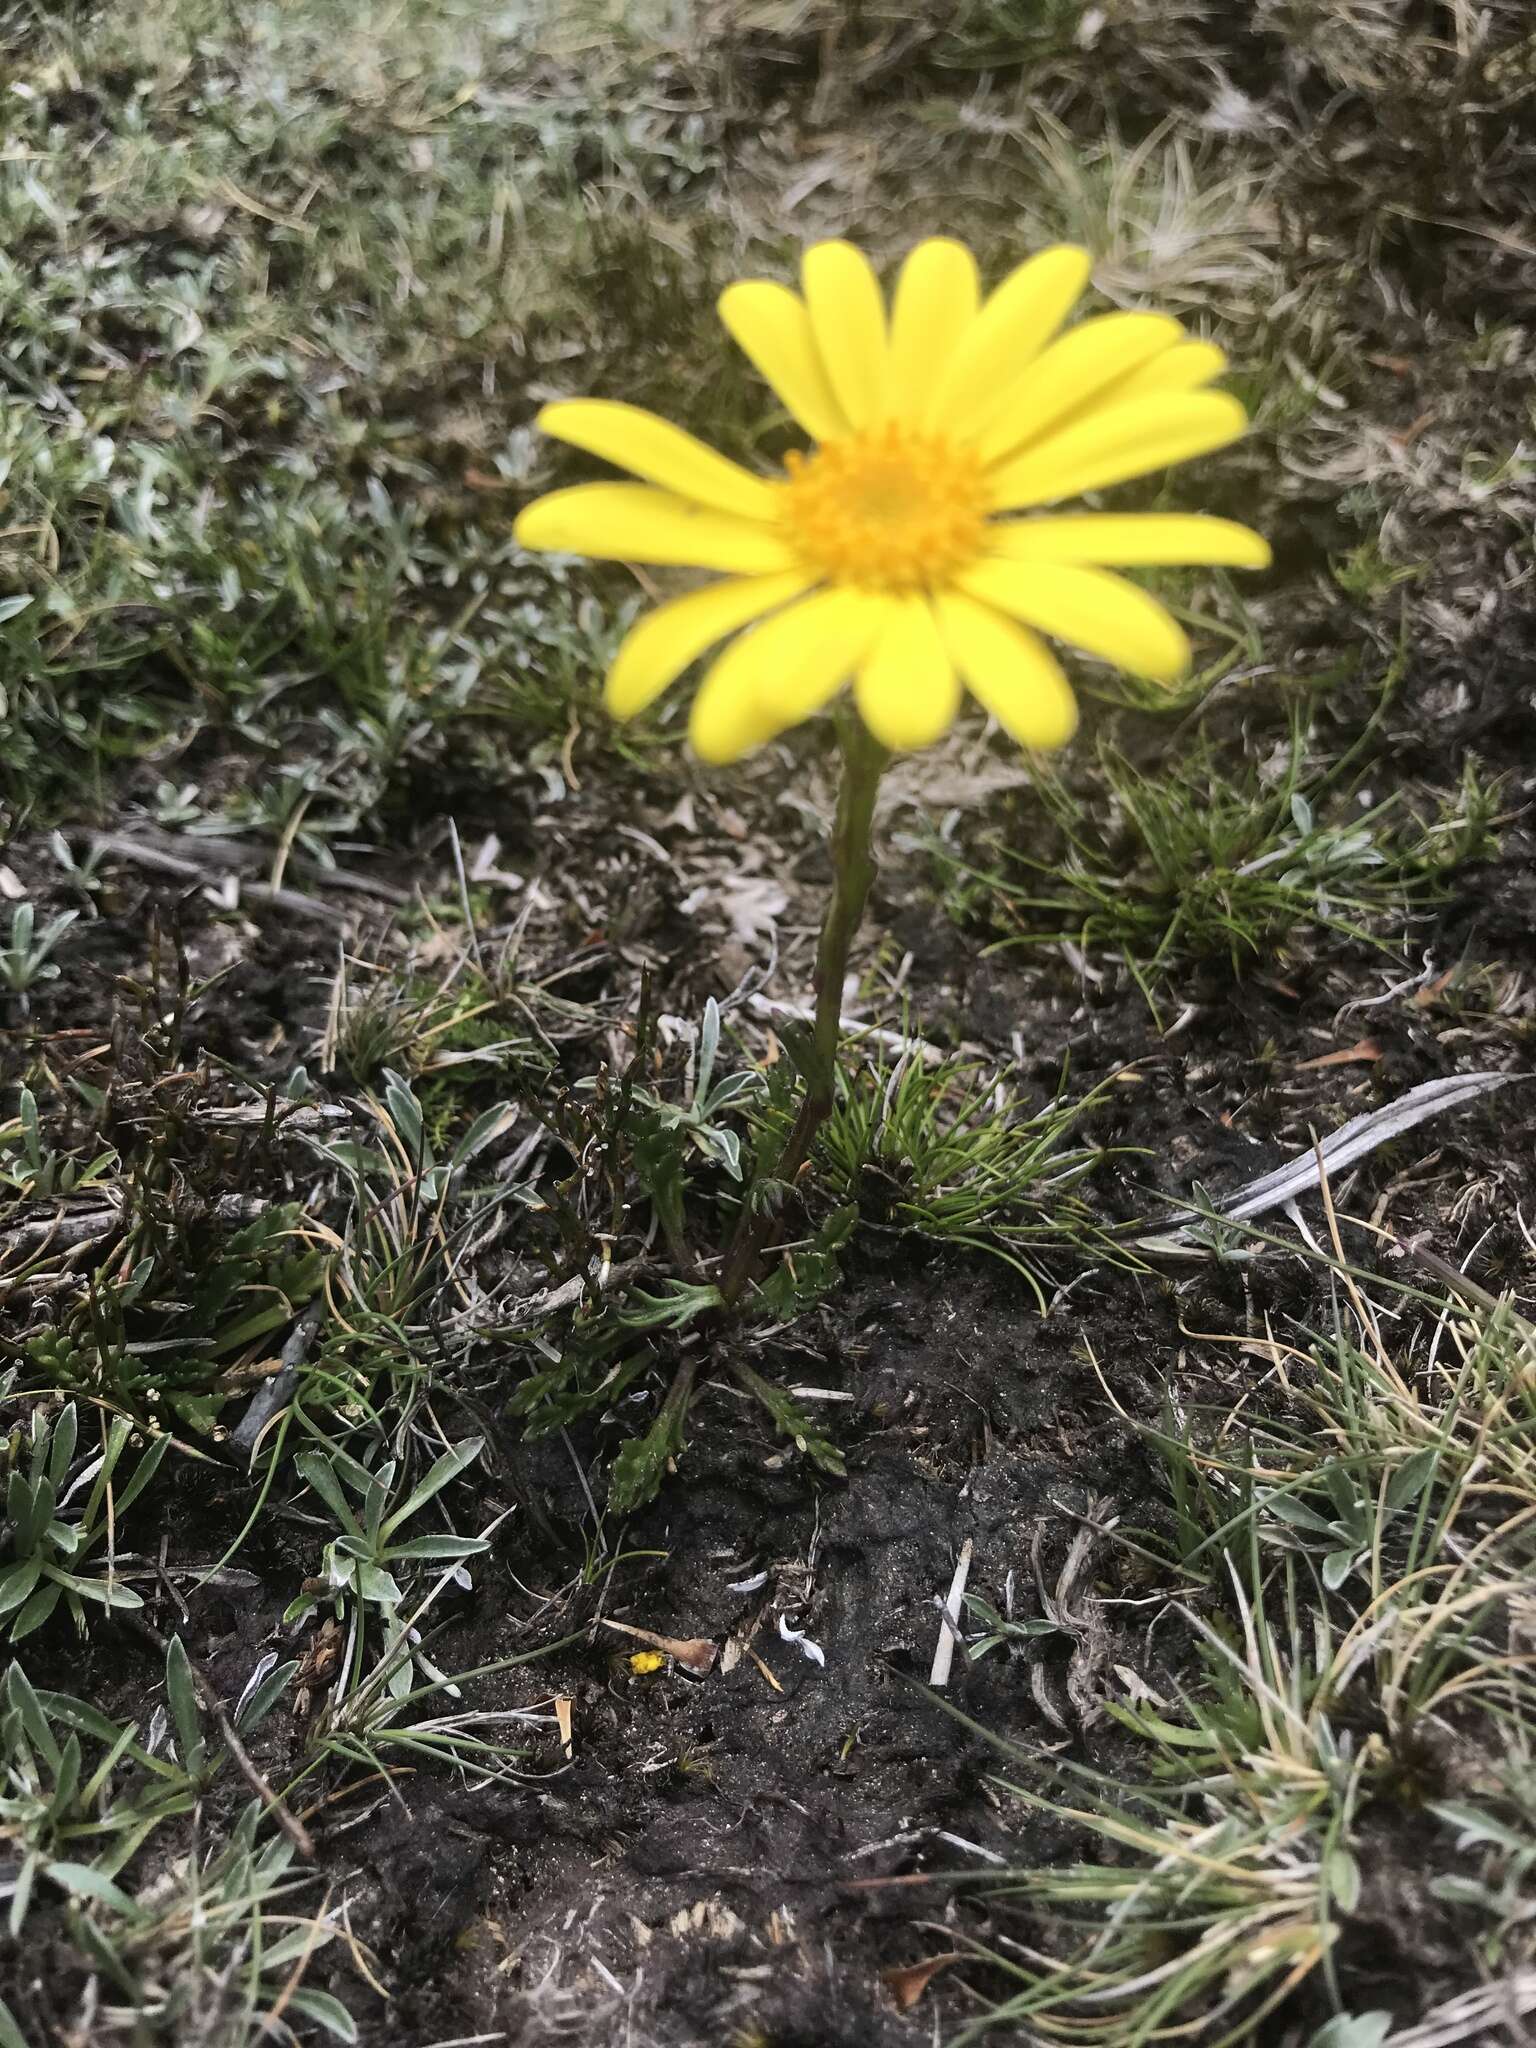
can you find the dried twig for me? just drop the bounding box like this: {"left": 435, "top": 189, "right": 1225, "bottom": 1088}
{"left": 0, "top": 1191, "right": 266, "bottom": 1268}
{"left": 87, "top": 833, "right": 347, "bottom": 924}
{"left": 929, "top": 1537, "right": 973, "bottom": 1689}
{"left": 230, "top": 1299, "right": 328, "bottom": 1454}
{"left": 1134, "top": 1071, "right": 1525, "bottom": 1253}
{"left": 745, "top": 992, "right": 949, "bottom": 1067}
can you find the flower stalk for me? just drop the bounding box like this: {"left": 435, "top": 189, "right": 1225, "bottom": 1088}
{"left": 720, "top": 711, "right": 886, "bottom": 1305}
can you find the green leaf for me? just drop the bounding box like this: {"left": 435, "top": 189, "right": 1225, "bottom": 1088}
{"left": 608, "top": 1402, "right": 688, "bottom": 1517}
{"left": 110, "top": 1431, "right": 170, "bottom": 1517}
{"left": 164, "top": 1636, "right": 205, "bottom": 1774}
{"left": 385, "top": 1533, "right": 489, "bottom": 1562}
{"left": 0, "top": 1556, "right": 43, "bottom": 1618}
{"left": 1321, "top": 1461, "right": 1361, "bottom": 1522}
{"left": 1263, "top": 1493, "right": 1336, "bottom": 1536}
{"left": 282, "top": 1989, "right": 359, "bottom": 2042}
{"left": 1322, "top": 1548, "right": 1358, "bottom": 1592}
{"left": 1325, "top": 1845, "right": 1362, "bottom": 1912}
{"left": 235, "top": 1659, "right": 299, "bottom": 1735}
{"left": 729, "top": 1360, "right": 845, "bottom": 1481}
{"left": 353, "top": 1562, "right": 402, "bottom": 1605}
{"left": 1428, "top": 1799, "right": 1534, "bottom": 1855}
{"left": 47, "top": 1568, "right": 143, "bottom": 1612}
{"left": 449, "top": 1100, "right": 518, "bottom": 1173}
{"left": 43, "top": 1861, "right": 138, "bottom": 1915}
{"left": 380, "top": 1436, "right": 483, "bottom": 1538}
{"left": 696, "top": 996, "right": 721, "bottom": 1104}
{"left": 382, "top": 1071, "right": 428, "bottom": 1165}
{"left": 709, "top": 1123, "right": 744, "bottom": 1181}
{"left": 41, "top": 1734, "right": 82, "bottom": 1824}
{"left": 1103, "top": 1701, "right": 1212, "bottom": 1748}
{"left": 67, "top": 1912, "right": 138, "bottom": 1997}
{"left": 209, "top": 1301, "right": 297, "bottom": 1356}
{"left": 116, "top": 1257, "right": 155, "bottom": 1307}
{"left": 9, "top": 1854, "right": 36, "bottom": 1939}
{"left": 32, "top": 1689, "right": 133, "bottom": 1747}
{"left": 775, "top": 1019, "right": 835, "bottom": 1098}
{"left": 633, "top": 1118, "right": 687, "bottom": 1249}
{"left": 756, "top": 1202, "right": 856, "bottom": 1319}
{"left": 10, "top": 1578, "right": 63, "bottom": 1644}
{"left": 701, "top": 1068, "right": 760, "bottom": 1114}
{"left": 17, "top": 1474, "right": 55, "bottom": 1555}
{"left": 1308, "top": 2015, "right": 1392, "bottom": 2048}
{"left": 166, "top": 1393, "right": 226, "bottom": 1433}
{"left": 46, "top": 1403, "right": 79, "bottom": 1489}
{"left": 614, "top": 1281, "right": 720, "bottom": 1332}
{"left": 1385, "top": 1447, "right": 1438, "bottom": 1511}
{"left": 294, "top": 1451, "right": 363, "bottom": 1536}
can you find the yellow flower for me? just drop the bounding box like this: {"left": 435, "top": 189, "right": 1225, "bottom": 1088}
{"left": 514, "top": 238, "right": 1270, "bottom": 764}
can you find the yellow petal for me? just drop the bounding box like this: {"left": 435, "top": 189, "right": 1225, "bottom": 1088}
{"left": 927, "top": 245, "right": 1092, "bottom": 439}
{"left": 986, "top": 513, "right": 1271, "bottom": 569}
{"left": 514, "top": 484, "right": 797, "bottom": 573}
{"left": 718, "top": 279, "right": 850, "bottom": 442}
{"left": 1111, "top": 339, "right": 1227, "bottom": 400}
{"left": 536, "top": 401, "right": 780, "bottom": 521}
{"left": 688, "top": 587, "right": 885, "bottom": 763}
{"left": 956, "top": 560, "right": 1190, "bottom": 682}
{"left": 986, "top": 393, "right": 1248, "bottom": 510}
{"left": 886, "top": 238, "right": 980, "bottom": 426}
{"left": 854, "top": 594, "right": 962, "bottom": 750}
{"left": 932, "top": 589, "right": 1079, "bottom": 750}
{"left": 605, "top": 572, "right": 813, "bottom": 719}
{"left": 976, "top": 313, "right": 1184, "bottom": 467}
{"left": 802, "top": 240, "right": 888, "bottom": 430}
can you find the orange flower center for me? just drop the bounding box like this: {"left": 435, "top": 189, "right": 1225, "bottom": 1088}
{"left": 781, "top": 422, "right": 987, "bottom": 592}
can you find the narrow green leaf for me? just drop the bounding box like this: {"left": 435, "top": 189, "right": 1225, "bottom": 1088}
{"left": 236, "top": 1659, "right": 299, "bottom": 1735}
{"left": 283, "top": 1989, "right": 359, "bottom": 2042}
{"left": 379, "top": 1437, "right": 482, "bottom": 1538}
{"left": 43, "top": 1862, "right": 138, "bottom": 1915}
{"left": 46, "top": 1404, "right": 79, "bottom": 1489}
{"left": 164, "top": 1636, "right": 204, "bottom": 1772}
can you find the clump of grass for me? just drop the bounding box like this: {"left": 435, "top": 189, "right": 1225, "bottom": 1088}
{"left": 812, "top": 1049, "right": 1123, "bottom": 1306}
{"left": 928, "top": 1233, "right": 1536, "bottom": 2043}
{"left": 935, "top": 703, "right": 1503, "bottom": 1008}
{"left": 59, "top": 1798, "right": 355, "bottom": 2048}
{"left": 0, "top": 1390, "right": 169, "bottom": 1641}
{"left": 1011, "top": 111, "right": 1277, "bottom": 315}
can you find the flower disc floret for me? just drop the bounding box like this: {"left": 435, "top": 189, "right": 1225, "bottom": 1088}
{"left": 782, "top": 423, "right": 987, "bottom": 592}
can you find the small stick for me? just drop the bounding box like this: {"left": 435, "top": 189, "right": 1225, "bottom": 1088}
{"left": 129, "top": 1613, "right": 315, "bottom": 1860}
{"left": 231, "top": 1299, "right": 326, "bottom": 1454}
{"left": 744, "top": 993, "right": 948, "bottom": 1068}
{"left": 88, "top": 833, "right": 346, "bottom": 925}
{"left": 929, "top": 1538, "right": 973, "bottom": 1689}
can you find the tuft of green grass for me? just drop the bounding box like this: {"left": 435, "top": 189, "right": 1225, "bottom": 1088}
{"left": 0, "top": 1390, "right": 169, "bottom": 1641}
{"left": 928, "top": 1240, "right": 1536, "bottom": 2044}
{"left": 811, "top": 1048, "right": 1124, "bottom": 1307}
{"left": 934, "top": 700, "right": 1504, "bottom": 1009}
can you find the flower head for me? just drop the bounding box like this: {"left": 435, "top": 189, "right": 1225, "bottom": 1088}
{"left": 514, "top": 238, "right": 1270, "bottom": 763}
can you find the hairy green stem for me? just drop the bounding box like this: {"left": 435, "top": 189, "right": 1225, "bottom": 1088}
{"left": 719, "top": 712, "right": 887, "bottom": 1305}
